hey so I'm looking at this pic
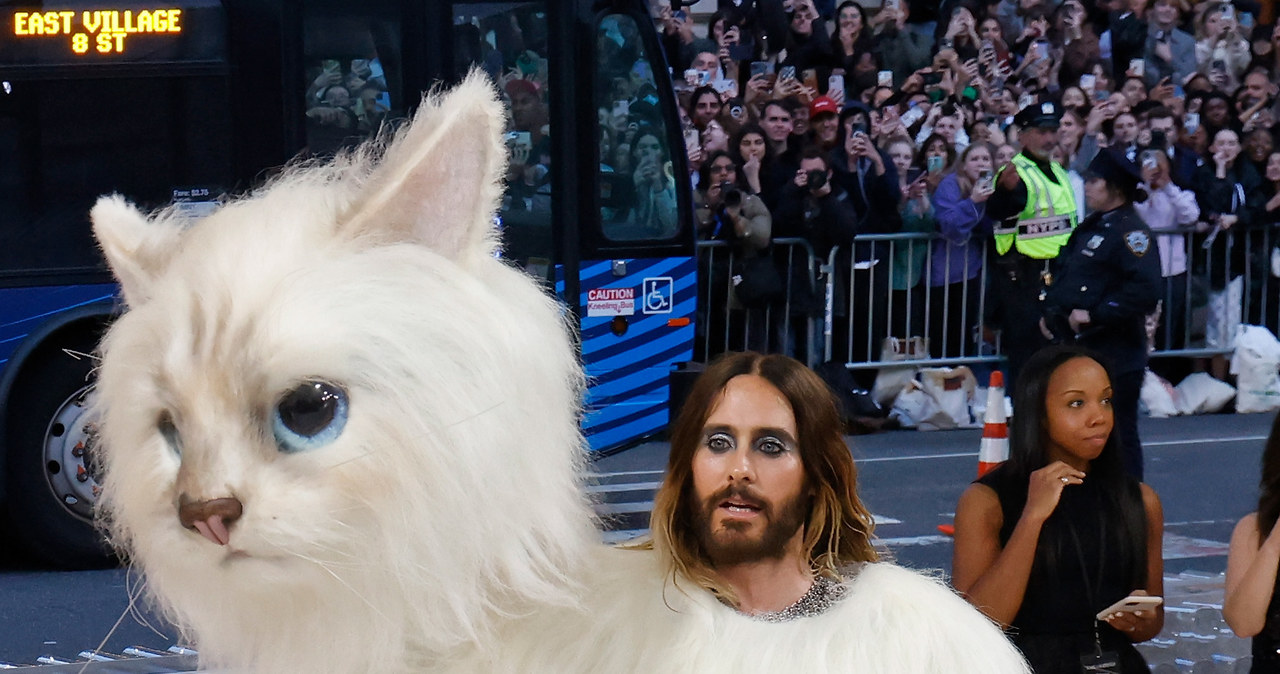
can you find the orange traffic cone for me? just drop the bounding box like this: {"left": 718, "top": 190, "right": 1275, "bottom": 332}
{"left": 938, "top": 371, "right": 1009, "bottom": 537}
{"left": 977, "top": 370, "right": 1009, "bottom": 476}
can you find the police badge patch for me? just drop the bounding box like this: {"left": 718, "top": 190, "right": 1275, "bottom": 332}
{"left": 1125, "top": 230, "right": 1150, "bottom": 256}
{"left": 1087, "top": 235, "right": 1104, "bottom": 250}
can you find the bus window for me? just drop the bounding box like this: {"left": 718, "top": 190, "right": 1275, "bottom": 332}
{"left": 596, "top": 14, "right": 678, "bottom": 242}
{"left": 453, "top": 3, "right": 553, "bottom": 276}
{"left": 0, "top": 76, "right": 231, "bottom": 277}
{"left": 302, "top": 7, "right": 402, "bottom": 156}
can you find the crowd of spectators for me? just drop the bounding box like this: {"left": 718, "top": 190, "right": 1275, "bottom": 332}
{"left": 304, "top": 58, "right": 392, "bottom": 155}
{"left": 660, "top": 0, "right": 1280, "bottom": 387}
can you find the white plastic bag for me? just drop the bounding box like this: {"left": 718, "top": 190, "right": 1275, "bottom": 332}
{"left": 1175, "top": 372, "right": 1236, "bottom": 415}
{"left": 889, "top": 380, "right": 950, "bottom": 429}
{"left": 1231, "top": 325, "right": 1280, "bottom": 413}
{"left": 872, "top": 336, "right": 927, "bottom": 407}
{"left": 918, "top": 366, "right": 978, "bottom": 429}
{"left": 1140, "top": 369, "right": 1180, "bottom": 418}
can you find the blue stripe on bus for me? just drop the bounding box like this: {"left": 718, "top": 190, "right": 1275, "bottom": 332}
{"left": 585, "top": 336, "right": 692, "bottom": 391}
{"left": 586, "top": 370, "right": 677, "bottom": 410}
{"left": 0, "top": 285, "right": 117, "bottom": 367}
{"left": 580, "top": 257, "right": 687, "bottom": 290}
{"left": 586, "top": 404, "right": 669, "bottom": 447}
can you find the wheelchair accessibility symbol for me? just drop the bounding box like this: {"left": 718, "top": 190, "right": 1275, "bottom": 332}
{"left": 641, "top": 277, "right": 673, "bottom": 314}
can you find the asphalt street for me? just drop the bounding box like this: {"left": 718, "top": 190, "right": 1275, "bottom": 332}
{"left": 0, "top": 412, "right": 1270, "bottom": 667}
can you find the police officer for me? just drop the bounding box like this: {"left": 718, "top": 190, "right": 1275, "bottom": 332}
{"left": 1039, "top": 148, "right": 1162, "bottom": 480}
{"left": 987, "top": 101, "right": 1078, "bottom": 395}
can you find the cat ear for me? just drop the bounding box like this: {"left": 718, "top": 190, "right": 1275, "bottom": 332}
{"left": 92, "top": 194, "right": 184, "bottom": 307}
{"left": 341, "top": 70, "right": 507, "bottom": 263}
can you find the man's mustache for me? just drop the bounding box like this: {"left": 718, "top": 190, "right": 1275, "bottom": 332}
{"left": 706, "top": 484, "right": 769, "bottom": 513}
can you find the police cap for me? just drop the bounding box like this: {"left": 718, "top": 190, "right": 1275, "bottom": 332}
{"left": 1013, "top": 100, "right": 1063, "bottom": 129}
{"left": 1084, "top": 147, "right": 1142, "bottom": 194}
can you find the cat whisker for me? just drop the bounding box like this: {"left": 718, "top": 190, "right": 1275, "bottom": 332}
{"left": 63, "top": 348, "right": 102, "bottom": 363}
{"left": 325, "top": 449, "right": 376, "bottom": 470}
{"left": 261, "top": 535, "right": 363, "bottom": 566}
{"left": 80, "top": 566, "right": 162, "bottom": 674}
{"left": 271, "top": 547, "right": 394, "bottom": 623}
{"left": 123, "top": 567, "right": 171, "bottom": 639}
{"left": 445, "top": 400, "right": 505, "bottom": 428}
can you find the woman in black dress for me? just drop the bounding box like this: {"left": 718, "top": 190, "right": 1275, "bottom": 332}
{"left": 951, "top": 345, "right": 1165, "bottom": 673}
{"left": 1224, "top": 412, "right": 1280, "bottom": 673}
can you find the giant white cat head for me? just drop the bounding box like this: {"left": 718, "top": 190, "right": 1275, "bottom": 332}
{"left": 92, "top": 73, "right": 595, "bottom": 673}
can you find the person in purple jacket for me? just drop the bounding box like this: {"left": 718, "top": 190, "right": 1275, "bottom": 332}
{"left": 928, "top": 141, "right": 996, "bottom": 359}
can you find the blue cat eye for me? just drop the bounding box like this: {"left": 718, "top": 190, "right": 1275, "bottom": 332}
{"left": 272, "top": 381, "right": 348, "bottom": 453}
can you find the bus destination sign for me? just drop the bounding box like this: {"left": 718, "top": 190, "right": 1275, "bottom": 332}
{"left": 1, "top": 2, "right": 225, "bottom": 68}
{"left": 13, "top": 9, "right": 184, "bottom": 55}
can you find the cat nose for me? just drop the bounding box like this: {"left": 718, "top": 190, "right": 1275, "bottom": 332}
{"left": 178, "top": 496, "right": 243, "bottom": 546}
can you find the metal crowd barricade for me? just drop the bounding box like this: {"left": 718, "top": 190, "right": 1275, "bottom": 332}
{"left": 694, "top": 224, "right": 1280, "bottom": 374}
{"left": 694, "top": 237, "right": 822, "bottom": 368}
{"left": 1147, "top": 223, "right": 1280, "bottom": 362}
{"left": 822, "top": 232, "right": 1001, "bottom": 370}
{"left": 816, "top": 224, "right": 1280, "bottom": 372}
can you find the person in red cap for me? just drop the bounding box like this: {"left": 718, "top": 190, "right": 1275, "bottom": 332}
{"left": 504, "top": 79, "right": 546, "bottom": 140}
{"left": 808, "top": 96, "right": 841, "bottom": 151}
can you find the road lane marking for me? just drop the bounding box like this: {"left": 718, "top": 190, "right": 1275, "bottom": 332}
{"left": 854, "top": 434, "right": 1265, "bottom": 464}
{"left": 857, "top": 451, "right": 978, "bottom": 463}
{"left": 1145, "top": 435, "right": 1265, "bottom": 446}
{"left": 586, "top": 481, "right": 663, "bottom": 493}
{"left": 588, "top": 469, "right": 665, "bottom": 479}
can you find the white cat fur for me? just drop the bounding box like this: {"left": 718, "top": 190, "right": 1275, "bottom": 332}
{"left": 92, "top": 73, "right": 1028, "bottom": 673}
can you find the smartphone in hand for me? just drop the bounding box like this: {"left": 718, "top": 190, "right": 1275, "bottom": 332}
{"left": 1095, "top": 595, "right": 1163, "bottom": 621}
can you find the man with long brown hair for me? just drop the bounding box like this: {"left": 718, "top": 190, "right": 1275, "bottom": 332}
{"left": 643, "top": 351, "right": 1027, "bottom": 674}
{"left": 651, "top": 351, "right": 877, "bottom": 614}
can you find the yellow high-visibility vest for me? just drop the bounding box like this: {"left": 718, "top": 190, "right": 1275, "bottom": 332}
{"left": 993, "top": 154, "right": 1077, "bottom": 259}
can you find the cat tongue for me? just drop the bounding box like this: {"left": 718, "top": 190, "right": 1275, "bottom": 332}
{"left": 193, "top": 516, "right": 232, "bottom": 546}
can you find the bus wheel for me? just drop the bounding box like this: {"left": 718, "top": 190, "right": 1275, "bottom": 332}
{"left": 4, "top": 333, "right": 114, "bottom": 569}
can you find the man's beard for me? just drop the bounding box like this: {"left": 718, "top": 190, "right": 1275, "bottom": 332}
{"left": 692, "top": 484, "right": 810, "bottom": 567}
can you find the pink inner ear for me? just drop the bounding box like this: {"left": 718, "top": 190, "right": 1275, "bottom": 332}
{"left": 339, "top": 76, "right": 503, "bottom": 263}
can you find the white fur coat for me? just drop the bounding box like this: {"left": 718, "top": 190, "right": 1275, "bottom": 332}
{"left": 90, "top": 73, "right": 1027, "bottom": 674}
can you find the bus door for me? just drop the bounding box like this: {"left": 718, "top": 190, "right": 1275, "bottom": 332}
{"left": 447, "top": 0, "right": 695, "bottom": 453}
{"left": 572, "top": 5, "right": 695, "bottom": 452}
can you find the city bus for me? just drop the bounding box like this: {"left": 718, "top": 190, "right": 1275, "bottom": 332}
{"left": 0, "top": 0, "right": 695, "bottom": 567}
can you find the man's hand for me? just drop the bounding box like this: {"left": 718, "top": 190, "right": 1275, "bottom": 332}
{"left": 1150, "top": 77, "right": 1175, "bottom": 103}
{"left": 774, "top": 76, "right": 804, "bottom": 99}
{"left": 902, "top": 70, "right": 925, "bottom": 93}
{"left": 1086, "top": 100, "right": 1115, "bottom": 134}
{"left": 996, "top": 162, "right": 1021, "bottom": 190}
{"left": 847, "top": 133, "right": 884, "bottom": 173}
